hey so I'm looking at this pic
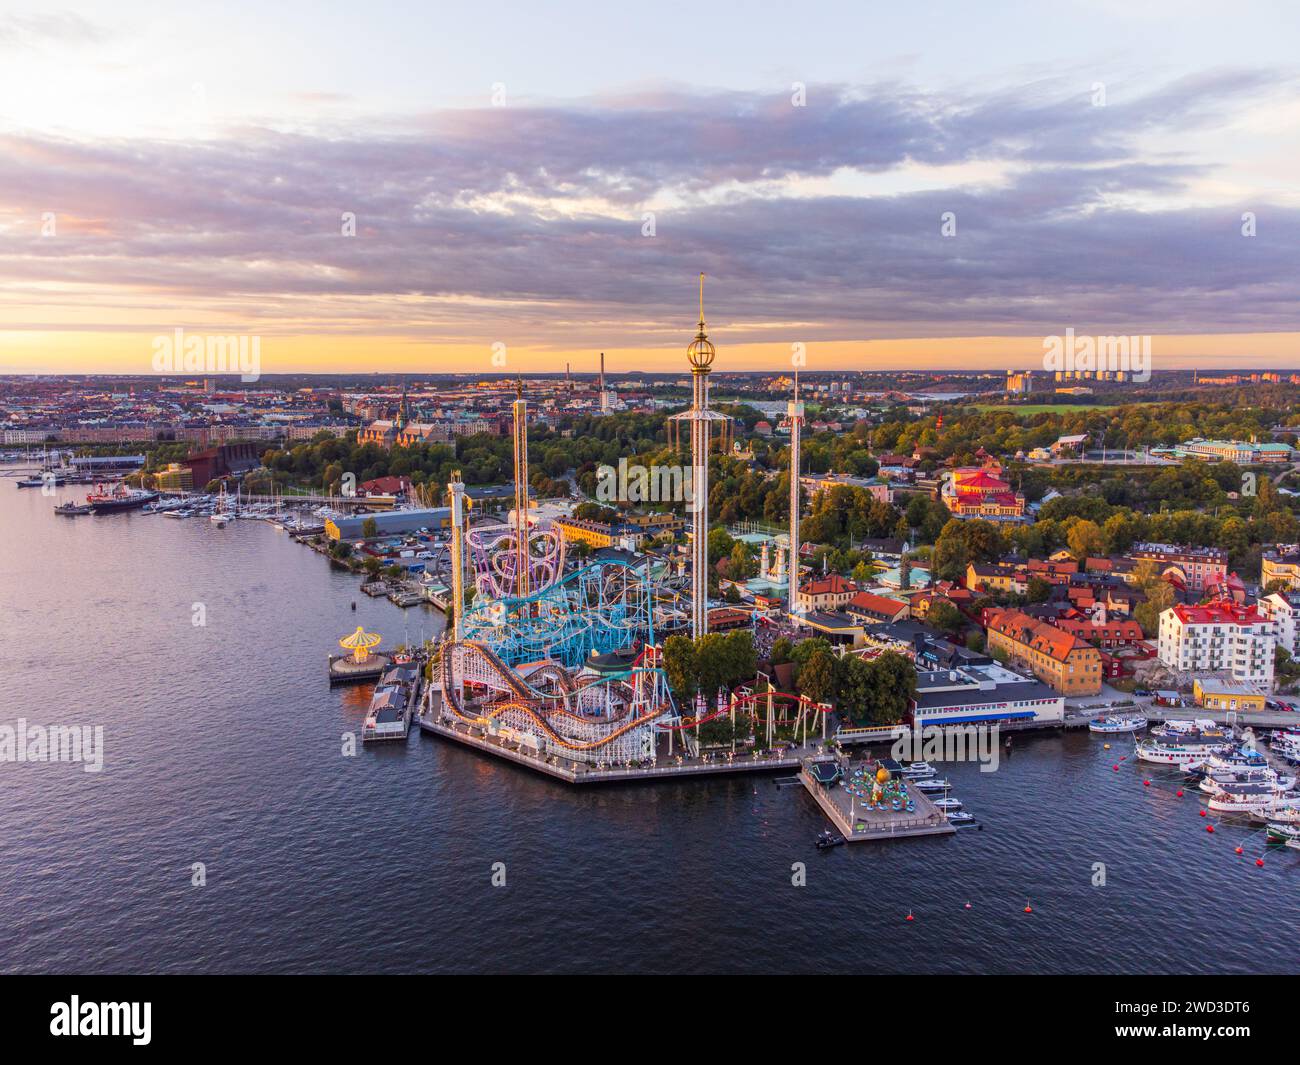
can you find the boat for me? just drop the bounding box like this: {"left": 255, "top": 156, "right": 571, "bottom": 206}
{"left": 54, "top": 501, "right": 92, "bottom": 515}
{"left": 86, "top": 483, "right": 158, "bottom": 513}
{"left": 932, "top": 797, "right": 963, "bottom": 811}
{"left": 1089, "top": 714, "right": 1147, "bottom": 734}
{"left": 1205, "top": 787, "right": 1300, "bottom": 814}
{"left": 902, "top": 761, "right": 935, "bottom": 778}
{"left": 945, "top": 810, "right": 976, "bottom": 824}
{"left": 1248, "top": 799, "right": 1300, "bottom": 825}
{"left": 915, "top": 778, "right": 951, "bottom": 793}
{"left": 1198, "top": 766, "right": 1292, "bottom": 795}
{"left": 1265, "top": 822, "right": 1300, "bottom": 844}
{"left": 816, "top": 830, "right": 846, "bottom": 849}
{"left": 1135, "top": 720, "right": 1234, "bottom": 766}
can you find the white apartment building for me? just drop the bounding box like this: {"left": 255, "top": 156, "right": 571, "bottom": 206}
{"left": 1157, "top": 602, "right": 1275, "bottom": 691}
{"left": 1258, "top": 591, "right": 1300, "bottom": 658}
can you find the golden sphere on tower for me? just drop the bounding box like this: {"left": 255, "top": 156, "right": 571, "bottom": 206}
{"left": 687, "top": 329, "right": 715, "bottom": 371}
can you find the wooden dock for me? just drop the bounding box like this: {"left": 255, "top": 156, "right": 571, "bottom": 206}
{"left": 800, "top": 759, "right": 956, "bottom": 841}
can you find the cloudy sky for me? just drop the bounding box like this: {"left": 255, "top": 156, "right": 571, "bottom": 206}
{"left": 1, "top": 1, "right": 1298, "bottom": 375}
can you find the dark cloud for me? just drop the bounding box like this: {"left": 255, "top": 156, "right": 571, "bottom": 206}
{"left": 0, "top": 72, "right": 1296, "bottom": 345}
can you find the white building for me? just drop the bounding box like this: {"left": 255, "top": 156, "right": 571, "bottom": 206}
{"left": 1157, "top": 602, "right": 1275, "bottom": 691}
{"left": 1258, "top": 591, "right": 1300, "bottom": 658}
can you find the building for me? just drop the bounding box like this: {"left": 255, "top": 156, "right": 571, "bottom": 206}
{"left": 984, "top": 609, "right": 1104, "bottom": 696}
{"left": 1258, "top": 590, "right": 1300, "bottom": 656}
{"left": 154, "top": 462, "right": 194, "bottom": 492}
{"left": 942, "top": 466, "right": 1026, "bottom": 522}
{"left": 1174, "top": 438, "right": 1295, "bottom": 463}
{"left": 183, "top": 441, "right": 260, "bottom": 487}
{"left": 325, "top": 507, "right": 451, "bottom": 540}
{"left": 1261, "top": 547, "right": 1300, "bottom": 592}
{"left": 796, "top": 574, "right": 857, "bottom": 612}
{"left": 800, "top": 473, "right": 892, "bottom": 504}
{"left": 1050, "top": 433, "right": 1089, "bottom": 457}
{"left": 1128, "top": 543, "right": 1228, "bottom": 593}
{"left": 844, "top": 591, "right": 910, "bottom": 625}
{"left": 912, "top": 663, "right": 1064, "bottom": 729}
{"left": 1052, "top": 615, "right": 1145, "bottom": 648}
{"left": 1157, "top": 602, "right": 1274, "bottom": 691}
{"left": 1193, "top": 674, "right": 1267, "bottom": 713}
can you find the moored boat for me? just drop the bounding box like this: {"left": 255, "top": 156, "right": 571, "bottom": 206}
{"left": 86, "top": 483, "right": 158, "bottom": 513}
{"left": 1089, "top": 714, "right": 1146, "bottom": 734}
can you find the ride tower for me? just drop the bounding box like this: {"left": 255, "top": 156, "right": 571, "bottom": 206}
{"left": 787, "top": 372, "right": 805, "bottom": 618}
{"left": 668, "top": 274, "right": 731, "bottom": 639}
{"left": 447, "top": 470, "right": 468, "bottom": 642}
{"left": 511, "top": 377, "right": 530, "bottom": 598}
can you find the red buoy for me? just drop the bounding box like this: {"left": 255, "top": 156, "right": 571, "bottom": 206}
{"left": 1113, "top": 765, "right": 1119, "bottom": 771}
{"left": 1206, "top": 824, "right": 1215, "bottom": 833}
{"left": 1235, "top": 847, "right": 1244, "bottom": 855}
{"left": 1143, "top": 779, "right": 1151, "bottom": 787}
{"left": 1256, "top": 858, "right": 1265, "bottom": 867}
{"left": 905, "top": 911, "right": 914, "bottom": 922}
{"left": 1176, "top": 790, "right": 1184, "bottom": 797}
{"left": 1023, "top": 901, "right": 1033, "bottom": 914}
{"left": 964, "top": 902, "right": 972, "bottom": 909}
{"left": 1199, "top": 809, "right": 1206, "bottom": 817}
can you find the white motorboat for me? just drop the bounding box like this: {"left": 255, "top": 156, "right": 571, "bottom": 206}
{"left": 945, "top": 810, "right": 976, "bottom": 824}
{"left": 915, "top": 778, "right": 951, "bottom": 793}
{"left": 902, "top": 762, "right": 935, "bottom": 778}
{"left": 1089, "top": 714, "right": 1146, "bottom": 734}
{"left": 932, "top": 797, "right": 963, "bottom": 811}
{"left": 1136, "top": 720, "right": 1233, "bottom": 766}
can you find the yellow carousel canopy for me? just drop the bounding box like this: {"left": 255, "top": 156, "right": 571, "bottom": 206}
{"left": 339, "top": 626, "right": 382, "bottom": 662}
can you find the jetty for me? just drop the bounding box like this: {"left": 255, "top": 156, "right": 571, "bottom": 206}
{"left": 799, "top": 757, "right": 955, "bottom": 841}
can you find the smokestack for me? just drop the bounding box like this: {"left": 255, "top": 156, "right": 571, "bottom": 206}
{"left": 599, "top": 352, "right": 605, "bottom": 393}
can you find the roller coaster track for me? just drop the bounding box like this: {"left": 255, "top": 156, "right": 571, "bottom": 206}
{"left": 438, "top": 639, "right": 671, "bottom": 751}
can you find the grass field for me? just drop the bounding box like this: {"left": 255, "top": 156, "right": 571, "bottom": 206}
{"left": 971, "top": 402, "right": 1129, "bottom": 414}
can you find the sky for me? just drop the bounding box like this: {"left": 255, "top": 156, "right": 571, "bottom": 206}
{"left": 1, "top": 1, "right": 1298, "bottom": 376}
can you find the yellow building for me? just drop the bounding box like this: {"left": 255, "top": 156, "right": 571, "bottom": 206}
{"left": 1262, "top": 551, "right": 1300, "bottom": 592}
{"left": 553, "top": 516, "right": 620, "bottom": 549}
{"left": 985, "top": 609, "right": 1103, "bottom": 696}
{"left": 1193, "top": 676, "right": 1266, "bottom": 713}
{"left": 155, "top": 463, "right": 194, "bottom": 492}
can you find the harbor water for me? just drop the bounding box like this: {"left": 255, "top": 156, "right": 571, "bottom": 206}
{"left": 1, "top": 477, "right": 1296, "bottom": 974}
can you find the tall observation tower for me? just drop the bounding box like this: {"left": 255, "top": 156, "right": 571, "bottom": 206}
{"left": 511, "top": 377, "right": 530, "bottom": 597}
{"left": 670, "top": 274, "right": 730, "bottom": 639}
{"left": 787, "top": 371, "right": 805, "bottom": 618}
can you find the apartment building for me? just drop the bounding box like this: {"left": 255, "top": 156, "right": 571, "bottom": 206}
{"left": 1157, "top": 602, "right": 1275, "bottom": 691}
{"left": 984, "top": 609, "right": 1103, "bottom": 696}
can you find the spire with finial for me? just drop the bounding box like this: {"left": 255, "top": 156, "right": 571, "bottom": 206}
{"left": 686, "top": 271, "right": 715, "bottom": 373}
{"left": 515, "top": 376, "right": 523, "bottom": 399}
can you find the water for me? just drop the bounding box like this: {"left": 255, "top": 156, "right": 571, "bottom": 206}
{"left": 1, "top": 476, "right": 1296, "bottom": 974}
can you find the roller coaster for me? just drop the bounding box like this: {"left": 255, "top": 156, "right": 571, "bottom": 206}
{"left": 429, "top": 516, "right": 691, "bottom": 763}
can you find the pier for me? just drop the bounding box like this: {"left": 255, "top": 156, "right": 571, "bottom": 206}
{"left": 416, "top": 688, "right": 813, "bottom": 784}
{"left": 799, "top": 758, "right": 956, "bottom": 841}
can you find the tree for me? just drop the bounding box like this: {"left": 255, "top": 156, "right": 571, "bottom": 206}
{"left": 925, "top": 599, "right": 964, "bottom": 632}
{"left": 361, "top": 516, "right": 379, "bottom": 539}
{"left": 870, "top": 652, "right": 916, "bottom": 724}
{"left": 1066, "top": 518, "right": 1105, "bottom": 562}
{"left": 663, "top": 635, "right": 697, "bottom": 700}
{"left": 798, "top": 649, "right": 837, "bottom": 704}
{"left": 728, "top": 540, "right": 757, "bottom": 580}
{"left": 1025, "top": 575, "right": 1053, "bottom": 603}
{"left": 1134, "top": 580, "right": 1175, "bottom": 637}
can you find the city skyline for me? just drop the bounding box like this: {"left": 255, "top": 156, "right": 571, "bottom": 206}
{"left": 2, "top": 2, "right": 1298, "bottom": 374}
